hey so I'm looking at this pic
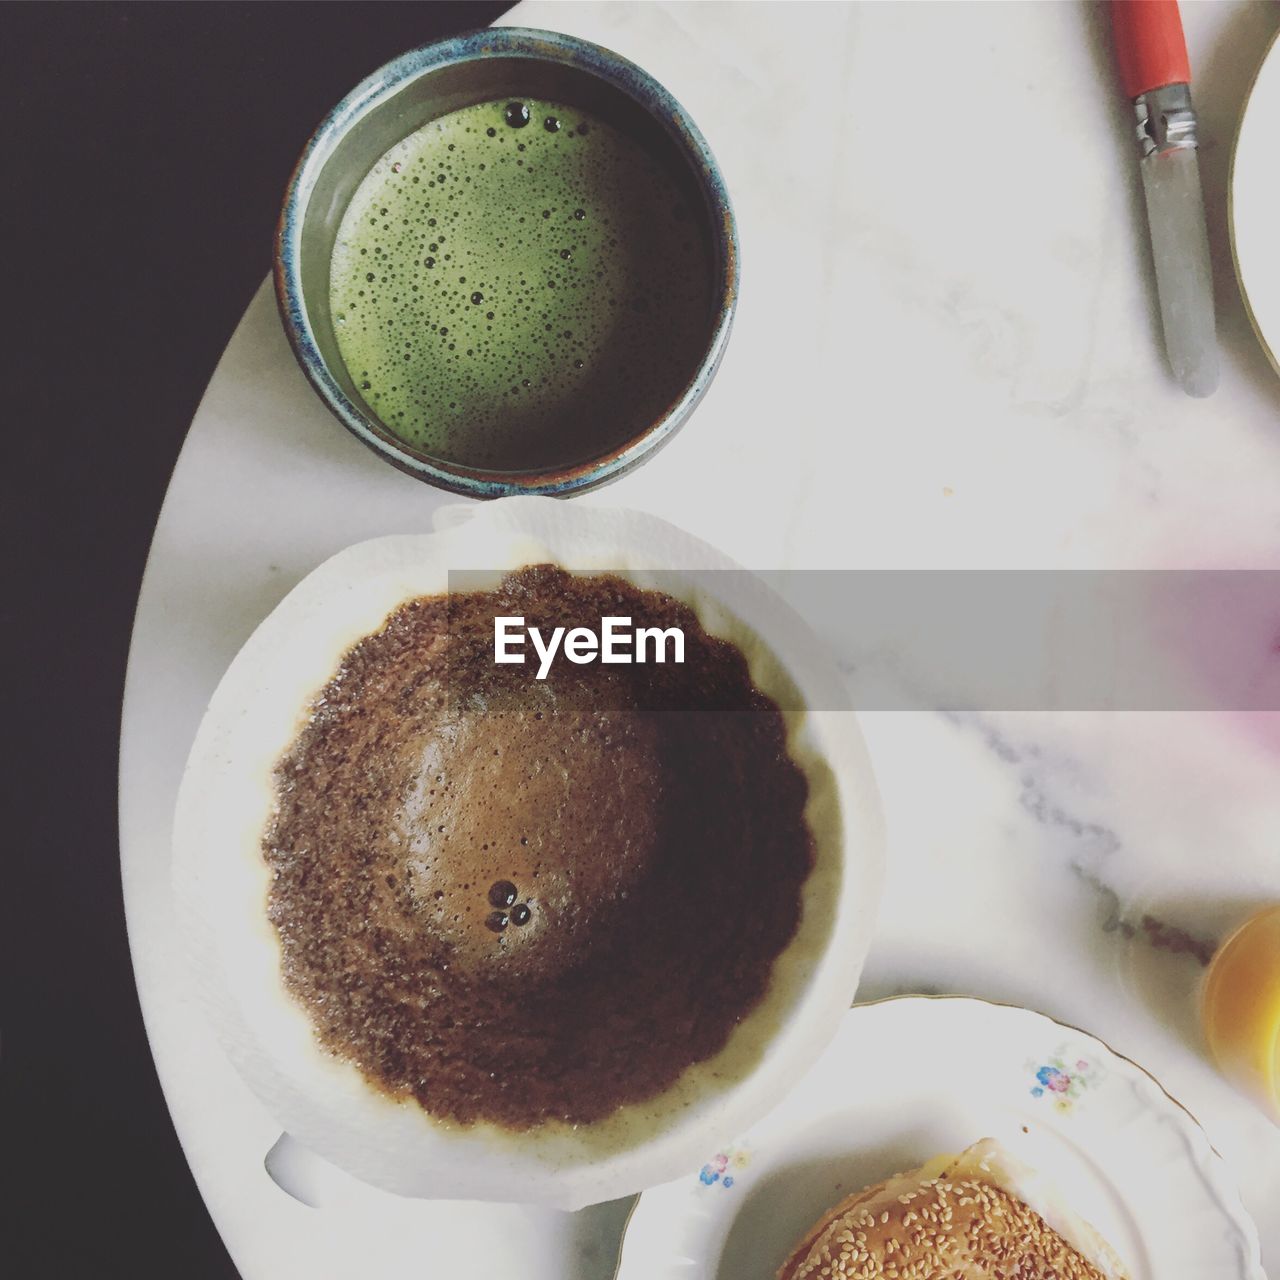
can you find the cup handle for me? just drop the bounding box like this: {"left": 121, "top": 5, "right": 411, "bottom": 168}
{"left": 264, "top": 1132, "right": 348, "bottom": 1207}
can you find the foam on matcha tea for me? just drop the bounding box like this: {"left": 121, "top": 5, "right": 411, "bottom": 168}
{"left": 330, "top": 98, "right": 715, "bottom": 471}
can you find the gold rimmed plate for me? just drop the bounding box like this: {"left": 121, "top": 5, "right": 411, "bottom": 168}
{"left": 1231, "top": 28, "right": 1280, "bottom": 377}
{"left": 614, "top": 996, "right": 1264, "bottom": 1280}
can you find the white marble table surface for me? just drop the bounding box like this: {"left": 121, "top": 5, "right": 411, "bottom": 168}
{"left": 120, "top": 2, "right": 1280, "bottom": 1276}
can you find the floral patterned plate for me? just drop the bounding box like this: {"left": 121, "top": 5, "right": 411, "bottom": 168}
{"left": 614, "top": 997, "right": 1264, "bottom": 1280}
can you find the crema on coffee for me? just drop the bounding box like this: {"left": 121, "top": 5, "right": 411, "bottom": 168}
{"left": 264, "top": 567, "right": 814, "bottom": 1129}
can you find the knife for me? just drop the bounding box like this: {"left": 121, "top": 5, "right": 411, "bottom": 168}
{"left": 1110, "top": 0, "right": 1219, "bottom": 397}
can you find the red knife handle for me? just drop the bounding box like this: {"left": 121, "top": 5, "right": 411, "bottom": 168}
{"left": 1110, "top": 0, "right": 1191, "bottom": 99}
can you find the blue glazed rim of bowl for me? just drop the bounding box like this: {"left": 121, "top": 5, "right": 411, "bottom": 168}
{"left": 274, "top": 27, "right": 739, "bottom": 499}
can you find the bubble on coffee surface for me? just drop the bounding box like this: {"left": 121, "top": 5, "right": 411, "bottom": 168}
{"left": 329, "top": 97, "right": 715, "bottom": 471}
{"left": 488, "top": 879, "right": 518, "bottom": 909}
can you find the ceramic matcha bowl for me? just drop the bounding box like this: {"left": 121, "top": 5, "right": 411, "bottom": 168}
{"left": 275, "top": 29, "right": 738, "bottom": 497}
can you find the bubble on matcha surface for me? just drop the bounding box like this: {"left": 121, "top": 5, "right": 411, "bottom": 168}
{"left": 329, "top": 97, "right": 714, "bottom": 471}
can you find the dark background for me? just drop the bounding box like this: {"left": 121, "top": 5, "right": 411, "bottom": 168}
{"left": 3, "top": 4, "right": 508, "bottom": 1275}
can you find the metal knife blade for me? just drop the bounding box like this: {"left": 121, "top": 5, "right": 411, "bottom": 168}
{"left": 1111, "top": 1, "right": 1219, "bottom": 398}
{"left": 1139, "top": 138, "right": 1219, "bottom": 398}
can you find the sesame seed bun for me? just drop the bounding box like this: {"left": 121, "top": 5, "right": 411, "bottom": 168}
{"left": 778, "top": 1139, "right": 1130, "bottom": 1280}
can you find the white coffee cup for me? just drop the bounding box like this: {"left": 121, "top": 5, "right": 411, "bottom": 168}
{"left": 172, "top": 497, "right": 883, "bottom": 1209}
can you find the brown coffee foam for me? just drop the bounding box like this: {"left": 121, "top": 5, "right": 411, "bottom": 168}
{"left": 265, "top": 566, "right": 815, "bottom": 1129}
{"left": 391, "top": 705, "right": 663, "bottom": 979}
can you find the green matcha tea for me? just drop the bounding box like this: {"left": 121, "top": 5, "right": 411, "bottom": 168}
{"left": 330, "top": 98, "right": 716, "bottom": 472}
